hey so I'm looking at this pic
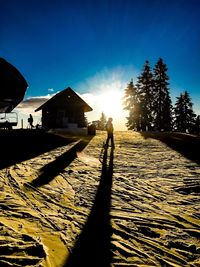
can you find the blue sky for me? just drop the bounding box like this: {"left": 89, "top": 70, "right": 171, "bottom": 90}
{"left": 0, "top": 0, "right": 200, "bottom": 127}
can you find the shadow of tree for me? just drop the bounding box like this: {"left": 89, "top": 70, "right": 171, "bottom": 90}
{"left": 0, "top": 129, "right": 76, "bottom": 170}
{"left": 140, "top": 132, "right": 200, "bottom": 165}
{"left": 63, "top": 147, "right": 114, "bottom": 267}
{"left": 29, "top": 136, "right": 93, "bottom": 187}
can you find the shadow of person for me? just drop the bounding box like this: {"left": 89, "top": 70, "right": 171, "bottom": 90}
{"left": 28, "top": 136, "right": 93, "bottom": 187}
{"left": 63, "top": 147, "right": 114, "bottom": 267}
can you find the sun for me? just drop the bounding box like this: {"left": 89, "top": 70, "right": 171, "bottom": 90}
{"left": 98, "top": 90, "right": 124, "bottom": 118}
{"left": 82, "top": 83, "right": 128, "bottom": 131}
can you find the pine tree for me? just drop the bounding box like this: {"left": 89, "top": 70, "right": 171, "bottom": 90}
{"left": 123, "top": 79, "right": 139, "bottom": 130}
{"left": 174, "top": 91, "right": 196, "bottom": 133}
{"left": 136, "top": 60, "right": 154, "bottom": 131}
{"left": 174, "top": 93, "right": 184, "bottom": 132}
{"left": 153, "top": 58, "right": 172, "bottom": 131}
{"left": 77, "top": 113, "right": 88, "bottom": 127}
{"left": 195, "top": 115, "right": 200, "bottom": 135}
{"left": 98, "top": 112, "right": 107, "bottom": 130}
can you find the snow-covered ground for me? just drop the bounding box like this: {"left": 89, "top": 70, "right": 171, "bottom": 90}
{"left": 0, "top": 130, "right": 200, "bottom": 266}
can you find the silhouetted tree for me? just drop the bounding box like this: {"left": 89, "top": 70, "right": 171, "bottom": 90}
{"left": 98, "top": 112, "right": 107, "bottom": 130}
{"left": 123, "top": 79, "right": 139, "bottom": 130}
{"left": 174, "top": 91, "right": 196, "bottom": 133}
{"left": 195, "top": 115, "right": 200, "bottom": 135}
{"left": 77, "top": 113, "right": 88, "bottom": 127}
{"left": 136, "top": 60, "right": 154, "bottom": 131}
{"left": 153, "top": 58, "right": 172, "bottom": 131}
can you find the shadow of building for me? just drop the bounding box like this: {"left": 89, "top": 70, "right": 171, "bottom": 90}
{"left": 140, "top": 132, "right": 200, "bottom": 165}
{"left": 28, "top": 136, "right": 93, "bottom": 187}
{"left": 64, "top": 147, "right": 114, "bottom": 267}
{"left": 0, "top": 129, "right": 75, "bottom": 170}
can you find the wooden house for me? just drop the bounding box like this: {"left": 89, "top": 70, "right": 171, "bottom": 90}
{"left": 35, "top": 87, "right": 92, "bottom": 129}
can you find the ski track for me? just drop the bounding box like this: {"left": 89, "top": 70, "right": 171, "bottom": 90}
{"left": 0, "top": 131, "right": 200, "bottom": 266}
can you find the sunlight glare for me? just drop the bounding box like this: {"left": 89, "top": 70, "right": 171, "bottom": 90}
{"left": 99, "top": 90, "right": 124, "bottom": 118}
{"left": 80, "top": 79, "right": 128, "bottom": 130}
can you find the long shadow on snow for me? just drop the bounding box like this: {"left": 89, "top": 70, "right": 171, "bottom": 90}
{"left": 64, "top": 146, "right": 114, "bottom": 267}
{"left": 0, "top": 129, "right": 76, "bottom": 170}
{"left": 29, "top": 136, "right": 93, "bottom": 187}
{"left": 140, "top": 132, "right": 200, "bottom": 165}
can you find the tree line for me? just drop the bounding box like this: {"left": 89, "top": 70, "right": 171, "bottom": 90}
{"left": 123, "top": 58, "right": 199, "bottom": 134}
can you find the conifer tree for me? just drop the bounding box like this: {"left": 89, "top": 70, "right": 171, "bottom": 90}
{"left": 173, "top": 93, "right": 184, "bottom": 132}
{"left": 136, "top": 60, "right": 154, "bottom": 131}
{"left": 123, "top": 79, "right": 139, "bottom": 130}
{"left": 153, "top": 58, "right": 172, "bottom": 131}
{"left": 195, "top": 115, "right": 200, "bottom": 135}
{"left": 77, "top": 113, "right": 88, "bottom": 127}
{"left": 99, "top": 112, "right": 107, "bottom": 130}
{"left": 174, "top": 91, "right": 196, "bottom": 133}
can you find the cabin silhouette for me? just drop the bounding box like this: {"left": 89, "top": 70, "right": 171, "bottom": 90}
{"left": 35, "top": 87, "right": 92, "bottom": 130}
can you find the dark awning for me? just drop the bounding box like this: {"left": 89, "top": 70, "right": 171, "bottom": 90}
{"left": 0, "top": 58, "right": 28, "bottom": 112}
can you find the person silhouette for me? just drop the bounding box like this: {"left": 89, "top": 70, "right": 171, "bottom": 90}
{"left": 28, "top": 114, "right": 34, "bottom": 129}
{"left": 105, "top": 117, "right": 115, "bottom": 148}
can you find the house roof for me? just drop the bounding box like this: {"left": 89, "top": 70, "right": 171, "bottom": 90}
{"left": 35, "top": 87, "right": 92, "bottom": 112}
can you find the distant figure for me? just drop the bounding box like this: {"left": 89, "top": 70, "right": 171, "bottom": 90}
{"left": 4, "top": 120, "right": 12, "bottom": 130}
{"left": 28, "top": 114, "right": 34, "bottom": 129}
{"left": 105, "top": 117, "right": 115, "bottom": 148}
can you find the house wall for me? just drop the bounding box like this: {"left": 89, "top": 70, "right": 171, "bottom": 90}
{"left": 42, "top": 108, "right": 87, "bottom": 129}
{"left": 42, "top": 109, "right": 56, "bottom": 128}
